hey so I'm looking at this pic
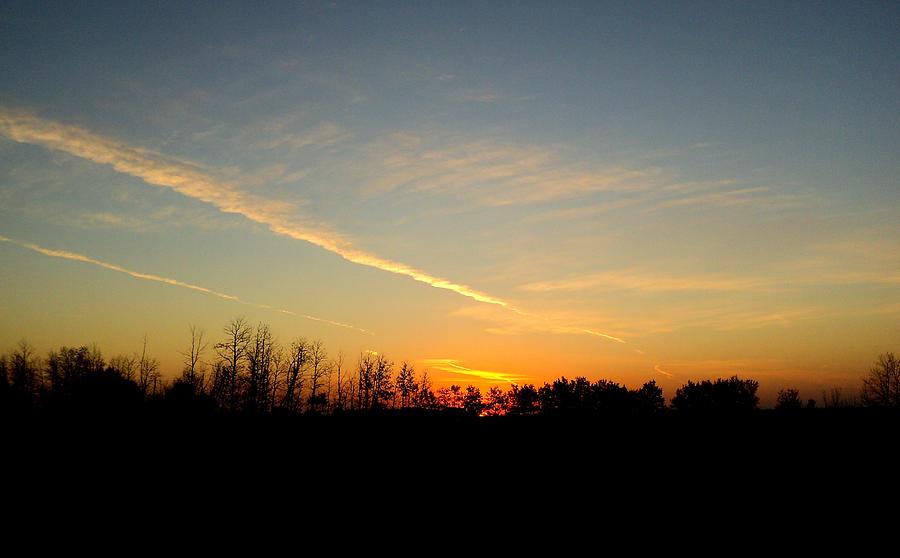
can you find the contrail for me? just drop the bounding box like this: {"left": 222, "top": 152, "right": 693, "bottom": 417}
{"left": 0, "top": 108, "right": 508, "bottom": 308}
{"left": 0, "top": 107, "right": 624, "bottom": 344}
{"left": 0, "top": 234, "right": 372, "bottom": 335}
{"left": 653, "top": 364, "right": 674, "bottom": 378}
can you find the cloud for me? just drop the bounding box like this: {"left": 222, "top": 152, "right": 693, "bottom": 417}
{"left": 519, "top": 262, "right": 900, "bottom": 296}
{"left": 646, "top": 186, "right": 772, "bottom": 212}
{"left": 0, "top": 234, "right": 371, "bottom": 334}
{"left": 239, "top": 120, "right": 351, "bottom": 152}
{"left": 519, "top": 269, "right": 771, "bottom": 293}
{"left": 653, "top": 365, "right": 674, "bottom": 378}
{"left": 0, "top": 108, "right": 511, "bottom": 308}
{"left": 451, "top": 304, "right": 626, "bottom": 344}
{"left": 0, "top": 107, "right": 627, "bottom": 345}
{"left": 418, "top": 358, "right": 525, "bottom": 384}
{"left": 363, "top": 133, "right": 659, "bottom": 205}
{"left": 455, "top": 93, "right": 502, "bottom": 103}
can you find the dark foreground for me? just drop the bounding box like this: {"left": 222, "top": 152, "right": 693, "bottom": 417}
{"left": 6, "top": 407, "right": 897, "bottom": 475}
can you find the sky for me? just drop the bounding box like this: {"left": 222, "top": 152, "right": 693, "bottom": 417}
{"left": 1, "top": 1, "right": 898, "bottom": 404}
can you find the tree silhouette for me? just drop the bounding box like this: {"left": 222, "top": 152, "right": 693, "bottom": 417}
{"left": 179, "top": 324, "right": 208, "bottom": 394}
{"left": 463, "top": 385, "right": 483, "bottom": 415}
{"left": 508, "top": 383, "right": 538, "bottom": 414}
{"left": 46, "top": 345, "right": 104, "bottom": 394}
{"left": 281, "top": 339, "right": 308, "bottom": 413}
{"left": 437, "top": 385, "right": 464, "bottom": 410}
{"left": 631, "top": 380, "right": 665, "bottom": 413}
{"left": 245, "top": 323, "right": 275, "bottom": 413}
{"left": 413, "top": 370, "right": 437, "bottom": 409}
{"left": 137, "top": 335, "right": 161, "bottom": 398}
{"left": 371, "top": 354, "right": 394, "bottom": 410}
{"left": 671, "top": 376, "right": 759, "bottom": 413}
{"left": 861, "top": 352, "right": 900, "bottom": 408}
{"left": 307, "top": 340, "right": 328, "bottom": 413}
{"left": 775, "top": 388, "right": 802, "bottom": 411}
{"left": 483, "top": 386, "right": 508, "bottom": 416}
{"left": 395, "top": 362, "right": 418, "bottom": 409}
{"left": 109, "top": 354, "right": 138, "bottom": 383}
{"left": 214, "top": 317, "right": 251, "bottom": 411}
{"left": 9, "top": 340, "right": 41, "bottom": 402}
{"left": 332, "top": 351, "right": 346, "bottom": 411}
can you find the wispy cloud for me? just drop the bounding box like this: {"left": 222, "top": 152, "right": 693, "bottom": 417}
{"left": 646, "top": 186, "right": 772, "bottom": 212}
{"left": 653, "top": 365, "right": 674, "bottom": 378}
{"left": 237, "top": 119, "right": 351, "bottom": 152}
{"left": 455, "top": 92, "right": 502, "bottom": 103}
{"left": 0, "top": 108, "right": 512, "bottom": 308}
{"left": 451, "top": 305, "right": 626, "bottom": 344}
{"left": 419, "top": 358, "right": 524, "bottom": 385}
{"left": 363, "top": 133, "right": 659, "bottom": 206}
{"left": 0, "top": 234, "right": 372, "bottom": 334}
{"left": 0, "top": 107, "right": 628, "bottom": 344}
{"left": 519, "top": 269, "right": 771, "bottom": 293}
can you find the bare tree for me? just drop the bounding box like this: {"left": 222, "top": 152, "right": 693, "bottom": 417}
{"left": 137, "top": 335, "right": 161, "bottom": 398}
{"left": 372, "top": 354, "right": 394, "bottom": 410}
{"left": 281, "top": 338, "right": 308, "bottom": 413}
{"left": 356, "top": 352, "right": 393, "bottom": 410}
{"left": 307, "top": 340, "right": 329, "bottom": 412}
{"left": 245, "top": 323, "right": 276, "bottom": 413}
{"left": 822, "top": 386, "right": 857, "bottom": 408}
{"left": 109, "top": 354, "right": 138, "bottom": 382}
{"left": 209, "top": 361, "right": 229, "bottom": 408}
{"left": 414, "top": 370, "right": 436, "bottom": 409}
{"left": 268, "top": 343, "right": 284, "bottom": 412}
{"left": 357, "top": 352, "right": 376, "bottom": 410}
{"left": 179, "top": 324, "right": 208, "bottom": 393}
{"left": 861, "top": 352, "right": 900, "bottom": 407}
{"left": 332, "top": 351, "right": 346, "bottom": 411}
{"left": 395, "top": 361, "right": 418, "bottom": 409}
{"left": 215, "top": 317, "right": 252, "bottom": 411}
{"left": 9, "top": 340, "right": 41, "bottom": 398}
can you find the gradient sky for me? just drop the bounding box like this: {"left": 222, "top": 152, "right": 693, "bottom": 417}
{"left": 1, "top": 1, "right": 898, "bottom": 404}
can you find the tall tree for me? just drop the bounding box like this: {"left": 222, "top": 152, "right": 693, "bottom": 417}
{"left": 463, "top": 385, "right": 483, "bottom": 416}
{"left": 332, "top": 351, "right": 346, "bottom": 411}
{"left": 281, "top": 338, "right": 308, "bottom": 413}
{"left": 357, "top": 352, "right": 376, "bottom": 410}
{"left": 307, "top": 340, "right": 329, "bottom": 412}
{"left": 179, "top": 324, "right": 208, "bottom": 393}
{"left": 483, "top": 386, "right": 508, "bottom": 416}
{"left": 372, "top": 354, "right": 394, "bottom": 410}
{"left": 245, "top": 323, "right": 276, "bottom": 413}
{"left": 137, "top": 335, "right": 161, "bottom": 398}
{"left": 9, "top": 340, "right": 41, "bottom": 401}
{"left": 215, "top": 317, "right": 251, "bottom": 411}
{"left": 671, "top": 376, "right": 759, "bottom": 413}
{"left": 413, "top": 370, "right": 437, "bottom": 409}
{"left": 109, "top": 354, "right": 138, "bottom": 382}
{"left": 395, "top": 362, "right": 418, "bottom": 409}
{"left": 861, "top": 352, "right": 900, "bottom": 407}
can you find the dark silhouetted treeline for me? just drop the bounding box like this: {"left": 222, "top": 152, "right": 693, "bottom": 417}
{"left": 4, "top": 320, "right": 900, "bottom": 504}
{"left": 2, "top": 318, "right": 897, "bottom": 423}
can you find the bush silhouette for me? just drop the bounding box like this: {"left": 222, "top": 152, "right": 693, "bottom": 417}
{"left": 671, "top": 376, "right": 759, "bottom": 413}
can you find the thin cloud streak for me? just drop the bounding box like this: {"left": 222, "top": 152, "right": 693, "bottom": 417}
{"left": 0, "top": 108, "right": 509, "bottom": 308}
{"left": 519, "top": 268, "right": 900, "bottom": 295}
{"left": 0, "top": 234, "right": 372, "bottom": 335}
{"left": 519, "top": 270, "right": 770, "bottom": 293}
{"left": 364, "top": 133, "right": 659, "bottom": 205}
{"left": 0, "top": 108, "right": 626, "bottom": 345}
{"left": 419, "top": 358, "right": 525, "bottom": 384}
{"left": 653, "top": 365, "right": 674, "bottom": 378}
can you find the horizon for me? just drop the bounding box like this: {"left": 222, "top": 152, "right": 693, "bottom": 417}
{"left": 1, "top": 2, "right": 898, "bottom": 407}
